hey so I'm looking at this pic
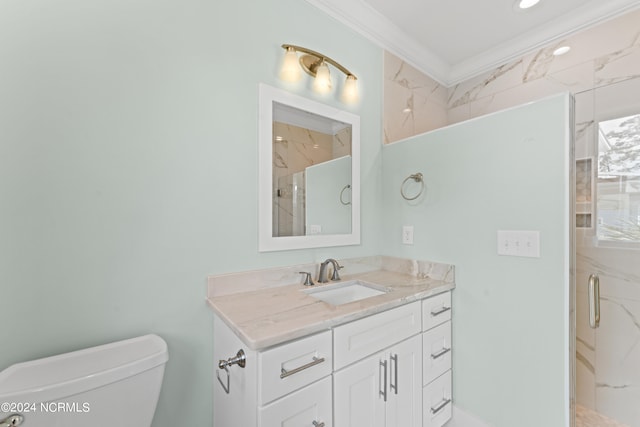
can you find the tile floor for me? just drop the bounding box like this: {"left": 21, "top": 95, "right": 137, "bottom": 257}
{"left": 576, "top": 405, "right": 631, "bottom": 427}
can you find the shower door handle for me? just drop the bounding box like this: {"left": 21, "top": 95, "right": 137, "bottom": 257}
{"left": 588, "top": 274, "right": 600, "bottom": 329}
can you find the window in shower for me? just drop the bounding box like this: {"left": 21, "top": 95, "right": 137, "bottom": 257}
{"left": 596, "top": 113, "right": 640, "bottom": 246}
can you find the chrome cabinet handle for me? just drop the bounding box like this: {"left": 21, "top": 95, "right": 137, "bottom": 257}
{"left": 430, "top": 306, "right": 451, "bottom": 317}
{"left": 430, "top": 398, "right": 452, "bottom": 414}
{"left": 216, "top": 349, "right": 246, "bottom": 394}
{"left": 431, "top": 347, "right": 451, "bottom": 360}
{"left": 379, "top": 359, "right": 388, "bottom": 402}
{"left": 390, "top": 353, "right": 398, "bottom": 395}
{"left": 312, "top": 421, "right": 325, "bottom": 427}
{"left": 0, "top": 414, "right": 24, "bottom": 427}
{"left": 588, "top": 274, "right": 600, "bottom": 329}
{"left": 280, "top": 356, "right": 325, "bottom": 379}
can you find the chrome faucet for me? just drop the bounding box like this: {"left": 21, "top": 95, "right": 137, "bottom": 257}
{"left": 318, "top": 258, "right": 343, "bottom": 283}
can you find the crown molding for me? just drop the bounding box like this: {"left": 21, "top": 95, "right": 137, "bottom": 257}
{"left": 305, "top": 0, "right": 452, "bottom": 85}
{"left": 447, "top": 0, "right": 640, "bottom": 84}
{"left": 306, "top": 0, "right": 640, "bottom": 87}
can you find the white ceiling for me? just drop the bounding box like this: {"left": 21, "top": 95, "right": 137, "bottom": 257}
{"left": 305, "top": 0, "right": 640, "bottom": 86}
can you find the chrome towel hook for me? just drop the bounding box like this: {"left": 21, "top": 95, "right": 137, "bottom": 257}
{"left": 401, "top": 173, "right": 424, "bottom": 201}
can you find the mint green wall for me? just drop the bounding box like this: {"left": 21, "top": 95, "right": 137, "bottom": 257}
{"left": 0, "top": 1, "right": 381, "bottom": 426}
{"left": 382, "top": 94, "right": 572, "bottom": 427}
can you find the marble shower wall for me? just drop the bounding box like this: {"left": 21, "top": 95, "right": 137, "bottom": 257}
{"left": 383, "top": 8, "right": 640, "bottom": 144}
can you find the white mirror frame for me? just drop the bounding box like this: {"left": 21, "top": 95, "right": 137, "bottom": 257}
{"left": 258, "top": 83, "right": 361, "bottom": 252}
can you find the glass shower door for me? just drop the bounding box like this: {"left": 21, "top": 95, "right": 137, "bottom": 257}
{"left": 574, "top": 77, "right": 640, "bottom": 427}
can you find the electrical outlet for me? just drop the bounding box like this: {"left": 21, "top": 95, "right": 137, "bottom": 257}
{"left": 402, "top": 225, "right": 414, "bottom": 245}
{"left": 309, "top": 225, "right": 322, "bottom": 235}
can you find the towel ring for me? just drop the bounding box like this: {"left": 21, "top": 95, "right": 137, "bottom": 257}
{"left": 401, "top": 173, "right": 424, "bottom": 201}
{"left": 340, "top": 184, "right": 351, "bottom": 205}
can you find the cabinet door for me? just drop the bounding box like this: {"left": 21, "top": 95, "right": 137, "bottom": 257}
{"left": 334, "top": 352, "right": 386, "bottom": 427}
{"left": 385, "top": 334, "right": 422, "bottom": 427}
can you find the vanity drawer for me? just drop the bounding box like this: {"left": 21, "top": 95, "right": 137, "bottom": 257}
{"left": 258, "top": 330, "right": 332, "bottom": 405}
{"left": 258, "top": 376, "right": 332, "bottom": 427}
{"left": 334, "top": 301, "right": 421, "bottom": 370}
{"left": 423, "top": 321, "right": 452, "bottom": 386}
{"left": 422, "top": 292, "right": 451, "bottom": 331}
{"left": 423, "top": 370, "right": 452, "bottom": 427}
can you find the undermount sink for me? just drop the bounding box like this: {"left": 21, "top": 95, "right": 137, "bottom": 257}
{"left": 304, "top": 280, "right": 389, "bottom": 306}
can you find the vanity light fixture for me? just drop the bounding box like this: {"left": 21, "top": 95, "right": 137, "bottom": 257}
{"left": 280, "top": 44, "right": 359, "bottom": 104}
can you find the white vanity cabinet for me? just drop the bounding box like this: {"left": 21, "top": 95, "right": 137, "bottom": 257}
{"left": 213, "top": 291, "right": 453, "bottom": 427}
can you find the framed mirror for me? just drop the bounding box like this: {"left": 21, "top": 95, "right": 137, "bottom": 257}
{"left": 258, "top": 84, "right": 361, "bottom": 251}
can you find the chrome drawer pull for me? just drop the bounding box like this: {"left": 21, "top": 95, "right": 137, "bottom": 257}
{"left": 430, "top": 306, "right": 451, "bottom": 317}
{"left": 431, "top": 347, "right": 451, "bottom": 360}
{"left": 312, "top": 421, "right": 325, "bottom": 427}
{"left": 0, "top": 414, "right": 24, "bottom": 427}
{"left": 430, "top": 398, "right": 452, "bottom": 414}
{"left": 280, "top": 356, "right": 325, "bottom": 379}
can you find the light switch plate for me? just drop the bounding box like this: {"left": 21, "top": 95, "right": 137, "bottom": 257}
{"left": 497, "top": 230, "right": 540, "bottom": 258}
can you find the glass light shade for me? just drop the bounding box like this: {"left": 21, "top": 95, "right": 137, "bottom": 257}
{"left": 279, "top": 47, "right": 302, "bottom": 82}
{"left": 312, "top": 61, "right": 332, "bottom": 94}
{"left": 341, "top": 75, "right": 359, "bottom": 104}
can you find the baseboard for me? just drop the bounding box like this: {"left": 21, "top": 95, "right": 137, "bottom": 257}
{"left": 445, "top": 405, "right": 491, "bottom": 427}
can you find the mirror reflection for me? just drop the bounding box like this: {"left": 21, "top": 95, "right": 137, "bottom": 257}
{"left": 272, "top": 102, "right": 352, "bottom": 237}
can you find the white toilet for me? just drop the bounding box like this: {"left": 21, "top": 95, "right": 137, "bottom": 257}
{"left": 0, "top": 334, "right": 168, "bottom": 426}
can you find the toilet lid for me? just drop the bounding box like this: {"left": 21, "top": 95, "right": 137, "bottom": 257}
{"left": 0, "top": 334, "right": 167, "bottom": 402}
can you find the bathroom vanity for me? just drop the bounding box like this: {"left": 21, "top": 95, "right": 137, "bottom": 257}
{"left": 207, "top": 257, "right": 454, "bottom": 427}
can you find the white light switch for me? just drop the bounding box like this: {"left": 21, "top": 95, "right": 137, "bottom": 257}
{"left": 497, "top": 230, "right": 540, "bottom": 258}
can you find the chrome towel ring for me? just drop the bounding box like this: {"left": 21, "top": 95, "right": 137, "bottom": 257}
{"left": 401, "top": 173, "right": 424, "bottom": 201}
{"left": 340, "top": 184, "right": 351, "bottom": 205}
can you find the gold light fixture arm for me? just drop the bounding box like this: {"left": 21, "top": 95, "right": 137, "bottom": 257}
{"left": 281, "top": 44, "right": 357, "bottom": 79}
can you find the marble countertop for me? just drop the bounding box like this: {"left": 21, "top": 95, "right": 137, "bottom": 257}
{"left": 207, "top": 262, "right": 454, "bottom": 350}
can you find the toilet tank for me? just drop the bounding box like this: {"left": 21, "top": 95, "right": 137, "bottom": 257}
{"left": 0, "top": 334, "right": 168, "bottom": 427}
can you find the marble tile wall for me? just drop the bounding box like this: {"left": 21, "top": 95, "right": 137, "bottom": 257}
{"left": 383, "top": 8, "right": 640, "bottom": 144}
{"left": 383, "top": 52, "right": 448, "bottom": 144}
